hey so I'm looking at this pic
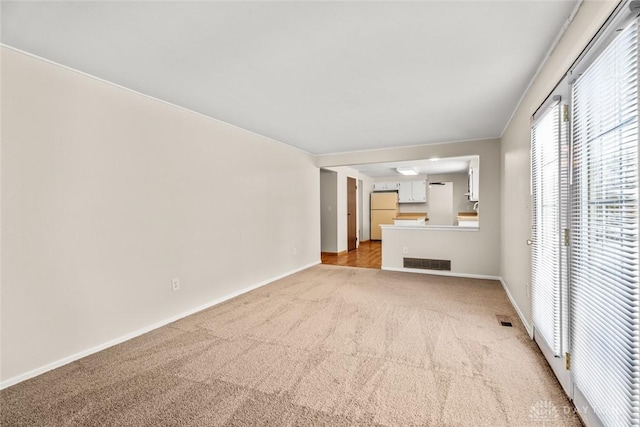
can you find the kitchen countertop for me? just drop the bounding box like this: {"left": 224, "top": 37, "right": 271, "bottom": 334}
{"left": 393, "top": 213, "right": 429, "bottom": 220}
{"left": 381, "top": 224, "right": 478, "bottom": 231}
{"left": 456, "top": 212, "right": 479, "bottom": 221}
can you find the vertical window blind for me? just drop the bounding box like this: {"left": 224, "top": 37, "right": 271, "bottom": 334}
{"left": 531, "top": 101, "right": 564, "bottom": 356}
{"left": 570, "top": 17, "right": 640, "bottom": 427}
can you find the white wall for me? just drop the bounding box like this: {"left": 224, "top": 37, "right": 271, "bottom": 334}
{"left": 1, "top": 47, "right": 321, "bottom": 384}
{"left": 320, "top": 169, "right": 338, "bottom": 252}
{"left": 500, "top": 1, "right": 618, "bottom": 329}
{"left": 317, "top": 138, "right": 501, "bottom": 276}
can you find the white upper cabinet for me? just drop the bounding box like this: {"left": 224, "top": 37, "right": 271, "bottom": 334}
{"left": 467, "top": 160, "right": 480, "bottom": 202}
{"left": 373, "top": 181, "right": 400, "bottom": 191}
{"left": 398, "top": 180, "right": 426, "bottom": 203}
{"left": 398, "top": 181, "right": 412, "bottom": 202}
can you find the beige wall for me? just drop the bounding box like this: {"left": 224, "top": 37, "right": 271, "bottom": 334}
{"left": 1, "top": 48, "right": 321, "bottom": 383}
{"left": 318, "top": 138, "right": 501, "bottom": 277}
{"left": 381, "top": 227, "right": 495, "bottom": 277}
{"left": 320, "top": 170, "right": 338, "bottom": 252}
{"left": 500, "top": 0, "right": 619, "bottom": 330}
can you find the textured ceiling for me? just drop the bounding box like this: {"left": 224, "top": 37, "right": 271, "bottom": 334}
{"left": 1, "top": 1, "right": 578, "bottom": 155}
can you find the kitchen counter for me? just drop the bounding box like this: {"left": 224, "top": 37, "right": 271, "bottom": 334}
{"left": 381, "top": 224, "right": 478, "bottom": 231}
{"left": 457, "top": 211, "right": 479, "bottom": 227}
{"left": 456, "top": 211, "right": 478, "bottom": 219}
{"left": 393, "top": 213, "right": 428, "bottom": 226}
{"left": 393, "top": 213, "right": 429, "bottom": 220}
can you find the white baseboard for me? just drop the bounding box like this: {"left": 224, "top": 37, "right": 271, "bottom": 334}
{"left": 499, "top": 277, "right": 533, "bottom": 337}
{"left": 0, "top": 260, "right": 321, "bottom": 390}
{"left": 381, "top": 266, "right": 500, "bottom": 281}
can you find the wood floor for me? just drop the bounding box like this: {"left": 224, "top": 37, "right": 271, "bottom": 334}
{"left": 321, "top": 240, "right": 381, "bottom": 269}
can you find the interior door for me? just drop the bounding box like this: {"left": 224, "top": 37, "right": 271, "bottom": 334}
{"left": 347, "top": 177, "right": 357, "bottom": 251}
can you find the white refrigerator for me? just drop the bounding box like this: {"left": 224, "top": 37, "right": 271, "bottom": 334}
{"left": 371, "top": 192, "right": 398, "bottom": 240}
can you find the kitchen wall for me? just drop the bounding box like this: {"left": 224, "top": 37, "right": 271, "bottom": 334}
{"left": 317, "top": 138, "right": 501, "bottom": 277}
{"left": 1, "top": 47, "right": 321, "bottom": 385}
{"left": 500, "top": 0, "right": 618, "bottom": 332}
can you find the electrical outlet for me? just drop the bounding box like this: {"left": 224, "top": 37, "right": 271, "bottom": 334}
{"left": 293, "top": 247, "right": 297, "bottom": 256}
{"left": 172, "top": 278, "right": 180, "bottom": 292}
{"left": 402, "top": 247, "right": 408, "bottom": 255}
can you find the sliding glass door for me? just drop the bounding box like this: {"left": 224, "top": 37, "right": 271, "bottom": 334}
{"left": 569, "top": 17, "right": 640, "bottom": 427}
{"left": 531, "top": 10, "right": 640, "bottom": 426}
{"left": 531, "top": 96, "right": 572, "bottom": 394}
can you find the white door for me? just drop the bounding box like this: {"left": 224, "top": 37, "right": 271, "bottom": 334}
{"left": 427, "top": 182, "right": 453, "bottom": 225}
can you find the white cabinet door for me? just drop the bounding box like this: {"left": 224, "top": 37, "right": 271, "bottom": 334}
{"left": 386, "top": 181, "right": 400, "bottom": 190}
{"left": 411, "top": 180, "right": 427, "bottom": 202}
{"left": 468, "top": 167, "right": 479, "bottom": 201}
{"left": 398, "top": 182, "right": 412, "bottom": 202}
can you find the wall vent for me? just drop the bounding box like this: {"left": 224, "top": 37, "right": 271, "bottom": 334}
{"left": 403, "top": 257, "right": 451, "bottom": 271}
{"left": 496, "top": 315, "right": 513, "bottom": 327}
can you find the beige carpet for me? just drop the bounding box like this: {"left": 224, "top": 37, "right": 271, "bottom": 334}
{"left": 1, "top": 265, "right": 580, "bottom": 426}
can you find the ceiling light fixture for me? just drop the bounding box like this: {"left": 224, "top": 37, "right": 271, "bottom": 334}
{"left": 396, "top": 167, "right": 418, "bottom": 176}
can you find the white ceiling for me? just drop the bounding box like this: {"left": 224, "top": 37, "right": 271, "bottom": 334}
{"left": 349, "top": 156, "right": 474, "bottom": 178}
{"left": 1, "top": 1, "right": 578, "bottom": 155}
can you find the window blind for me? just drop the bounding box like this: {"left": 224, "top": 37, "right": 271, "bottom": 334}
{"left": 531, "top": 101, "right": 564, "bottom": 356}
{"left": 570, "top": 17, "right": 640, "bottom": 427}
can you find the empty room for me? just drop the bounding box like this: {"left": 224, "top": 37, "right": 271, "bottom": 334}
{"left": 1, "top": 1, "right": 637, "bottom": 426}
